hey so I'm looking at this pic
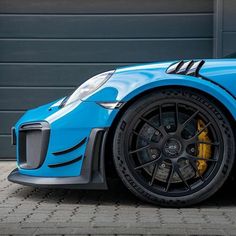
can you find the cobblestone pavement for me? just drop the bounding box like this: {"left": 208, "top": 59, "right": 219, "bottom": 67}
{"left": 1, "top": 161, "right": 236, "bottom": 235}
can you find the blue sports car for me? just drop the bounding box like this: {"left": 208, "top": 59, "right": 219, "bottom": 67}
{"left": 8, "top": 59, "right": 236, "bottom": 207}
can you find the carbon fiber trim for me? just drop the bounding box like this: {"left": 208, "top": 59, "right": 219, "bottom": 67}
{"left": 166, "top": 60, "right": 205, "bottom": 77}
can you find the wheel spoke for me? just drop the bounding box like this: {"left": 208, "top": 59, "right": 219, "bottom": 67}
{"left": 149, "top": 163, "right": 160, "bottom": 186}
{"left": 158, "top": 125, "right": 167, "bottom": 136}
{"left": 196, "top": 141, "right": 219, "bottom": 146}
{"left": 158, "top": 105, "right": 168, "bottom": 135}
{"left": 175, "top": 103, "right": 183, "bottom": 135}
{"left": 135, "top": 158, "right": 160, "bottom": 170}
{"left": 165, "top": 165, "right": 174, "bottom": 192}
{"left": 187, "top": 154, "right": 218, "bottom": 162}
{"left": 182, "top": 110, "right": 199, "bottom": 128}
{"left": 191, "top": 122, "right": 211, "bottom": 140}
{"left": 175, "top": 103, "right": 179, "bottom": 127}
{"left": 129, "top": 144, "right": 150, "bottom": 155}
{"left": 188, "top": 158, "right": 205, "bottom": 181}
{"left": 139, "top": 116, "right": 159, "bottom": 131}
{"left": 174, "top": 163, "right": 191, "bottom": 190}
{"left": 140, "top": 116, "right": 167, "bottom": 136}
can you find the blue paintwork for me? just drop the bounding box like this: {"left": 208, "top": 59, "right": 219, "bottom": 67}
{"left": 199, "top": 59, "right": 236, "bottom": 97}
{"left": 14, "top": 59, "right": 236, "bottom": 178}
{"left": 85, "top": 59, "right": 236, "bottom": 118}
{"left": 15, "top": 100, "right": 118, "bottom": 177}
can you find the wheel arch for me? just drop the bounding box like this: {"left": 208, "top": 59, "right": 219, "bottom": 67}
{"left": 104, "top": 83, "right": 236, "bottom": 178}
{"left": 109, "top": 86, "right": 236, "bottom": 206}
{"left": 111, "top": 84, "right": 236, "bottom": 132}
{"left": 105, "top": 75, "right": 236, "bottom": 177}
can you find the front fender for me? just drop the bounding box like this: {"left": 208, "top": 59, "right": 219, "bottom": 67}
{"left": 85, "top": 66, "right": 236, "bottom": 120}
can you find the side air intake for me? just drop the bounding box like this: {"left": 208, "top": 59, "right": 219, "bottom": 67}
{"left": 166, "top": 60, "right": 205, "bottom": 77}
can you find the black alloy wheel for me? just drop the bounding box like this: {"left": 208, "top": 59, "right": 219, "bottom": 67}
{"left": 112, "top": 88, "right": 235, "bottom": 207}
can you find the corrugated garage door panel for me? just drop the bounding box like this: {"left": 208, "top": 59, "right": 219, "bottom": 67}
{"left": 0, "top": 0, "right": 213, "bottom": 13}
{"left": 214, "top": 0, "right": 236, "bottom": 57}
{"left": 221, "top": 0, "right": 236, "bottom": 56}
{"left": 0, "top": 39, "right": 212, "bottom": 63}
{"left": 0, "top": 15, "right": 212, "bottom": 38}
{"left": 0, "top": 136, "right": 15, "bottom": 158}
{"left": 0, "top": 112, "right": 24, "bottom": 134}
{"left": 222, "top": 0, "right": 236, "bottom": 31}
{"left": 223, "top": 33, "right": 236, "bottom": 56}
{"left": 0, "top": 0, "right": 214, "bottom": 159}
{"left": 0, "top": 64, "right": 121, "bottom": 87}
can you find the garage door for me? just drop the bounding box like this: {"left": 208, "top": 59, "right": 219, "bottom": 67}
{"left": 214, "top": 0, "right": 236, "bottom": 57}
{"left": 0, "top": 0, "right": 213, "bottom": 159}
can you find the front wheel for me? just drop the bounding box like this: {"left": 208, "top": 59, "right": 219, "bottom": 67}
{"left": 112, "top": 88, "right": 235, "bottom": 207}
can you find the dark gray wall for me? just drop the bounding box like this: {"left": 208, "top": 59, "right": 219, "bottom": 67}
{"left": 214, "top": 0, "right": 236, "bottom": 57}
{"left": 0, "top": 0, "right": 214, "bottom": 159}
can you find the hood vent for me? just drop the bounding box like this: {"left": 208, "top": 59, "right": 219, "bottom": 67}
{"left": 166, "top": 60, "right": 205, "bottom": 77}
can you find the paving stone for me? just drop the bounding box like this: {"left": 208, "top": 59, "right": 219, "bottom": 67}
{"left": 186, "top": 228, "right": 226, "bottom": 235}
{"left": 0, "top": 161, "right": 236, "bottom": 235}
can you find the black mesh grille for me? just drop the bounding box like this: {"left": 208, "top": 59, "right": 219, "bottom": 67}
{"left": 18, "top": 122, "right": 50, "bottom": 169}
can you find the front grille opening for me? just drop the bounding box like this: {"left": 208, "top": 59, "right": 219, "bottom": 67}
{"left": 26, "top": 130, "right": 42, "bottom": 168}
{"left": 19, "top": 122, "right": 50, "bottom": 170}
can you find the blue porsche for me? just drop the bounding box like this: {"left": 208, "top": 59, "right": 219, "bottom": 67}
{"left": 8, "top": 59, "right": 236, "bottom": 207}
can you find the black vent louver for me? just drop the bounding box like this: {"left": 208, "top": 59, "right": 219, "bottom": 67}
{"left": 166, "top": 60, "right": 205, "bottom": 77}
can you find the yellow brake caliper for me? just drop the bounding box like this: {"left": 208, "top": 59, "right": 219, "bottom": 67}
{"left": 197, "top": 120, "right": 212, "bottom": 175}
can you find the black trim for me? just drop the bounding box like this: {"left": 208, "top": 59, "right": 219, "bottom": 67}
{"left": 8, "top": 128, "right": 109, "bottom": 190}
{"left": 8, "top": 168, "right": 106, "bottom": 189}
{"left": 79, "top": 128, "right": 108, "bottom": 188}
{"left": 21, "top": 123, "right": 43, "bottom": 130}
{"left": 166, "top": 60, "right": 183, "bottom": 74}
{"left": 11, "top": 127, "right": 16, "bottom": 145}
{"left": 52, "top": 137, "right": 87, "bottom": 156}
{"left": 19, "top": 122, "right": 50, "bottom": 170}
{"left": 186, "top": 60, "right": 205, "bottom": 76}
{"left": 177, "top": 60, "right": 194, "bottom": 75}
{"left": 166, "top": 60, "right": 205, "bottom": 77}
{"left": 48, "top": 155, "right": 82, "bottom": 168}
{"left": 175, "top": 60, "right": 184, "bottom": 72}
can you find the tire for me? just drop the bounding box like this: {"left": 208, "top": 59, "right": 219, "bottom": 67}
{"left": 112, "top": 88, "right": 235, "bottom": 207}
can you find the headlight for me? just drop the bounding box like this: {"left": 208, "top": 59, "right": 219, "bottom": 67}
{"left": 62, "top": 70, "right": 115, "bottom": 106}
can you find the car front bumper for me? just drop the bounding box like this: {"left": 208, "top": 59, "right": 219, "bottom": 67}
{"left": 8, "top": 128, "right": 109, "bottom": 189}
{"left": 8, "top": 99, "right": 119, "bottom": 188}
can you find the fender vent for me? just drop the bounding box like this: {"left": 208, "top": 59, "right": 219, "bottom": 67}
{"left": 166, "top": 60, "right": 205, "bottom": 77}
